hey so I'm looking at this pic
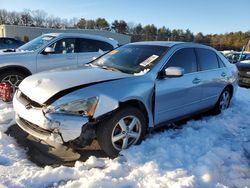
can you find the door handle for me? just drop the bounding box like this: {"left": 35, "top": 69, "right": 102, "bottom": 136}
{"left": 192, "top": 78, "right": 201, "bottom": 84}
{"left": 221, "top": 72, "right": 226, "bottom": 77}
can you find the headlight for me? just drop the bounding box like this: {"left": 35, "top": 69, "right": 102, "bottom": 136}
{"left": 47, "top": 96, "right": 99, "bottom": 117}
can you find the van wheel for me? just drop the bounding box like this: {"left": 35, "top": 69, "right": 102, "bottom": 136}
{"left": 214, "top": 87, "right": 232, "bottom": 113}
{"left": 97, "top": 106, "right": 147, "bottom": 157}
{"left": 0, "top": 70, "right": 26, "bottom": 93}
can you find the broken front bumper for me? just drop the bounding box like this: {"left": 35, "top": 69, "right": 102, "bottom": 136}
{"left": 13, "top": 91, "right": 89, "bottom": 144}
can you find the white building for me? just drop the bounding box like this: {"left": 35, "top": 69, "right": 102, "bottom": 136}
{"left": 0, "top": 24, "right": 131, "bottom": 45}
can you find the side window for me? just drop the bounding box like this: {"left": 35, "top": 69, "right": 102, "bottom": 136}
{"left": 217, "top": 55, "right": 226, "bottom": 68}
{"left": 78, "top": 38, "right": 113, "bottom": 53}
{"left": 98, "top": 41, "right": 114, "bottom": 51}
{"left": 49, "top": 38, "right": 76, "bottom": 54}
{"left": 165, "top": 48, "right": 197, "bottom": 74}
{"left": 196, "top": 48, "right": 219, "bottom": 71}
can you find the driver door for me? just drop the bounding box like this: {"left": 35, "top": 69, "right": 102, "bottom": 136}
{"left": 36, "top": 38, "right": 77, "bottom": 72}
{"left": 154, "top": 48, "right": 203, "bottom": 125}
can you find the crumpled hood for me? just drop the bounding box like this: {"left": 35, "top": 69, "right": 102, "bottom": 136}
{"left": 19, "top": 66, "right": 133, "bottom": 104}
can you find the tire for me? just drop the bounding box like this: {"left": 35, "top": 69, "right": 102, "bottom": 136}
{"left": 0, "top": 70, "right": 27, "bottom": 93}
{"left": 214, "top": 87, "right": 232, "bottom": 114}
{"left": 97, "top": 106, "right": 147, "bottom": 157}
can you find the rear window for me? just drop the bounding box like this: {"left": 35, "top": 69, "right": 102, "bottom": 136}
{"left": 196, "top": 48, "right": 219, "bottom": 71}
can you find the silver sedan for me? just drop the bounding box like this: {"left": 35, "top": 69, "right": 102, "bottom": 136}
{"left": 13, "top": 41, "right": 238, "bottom": 157}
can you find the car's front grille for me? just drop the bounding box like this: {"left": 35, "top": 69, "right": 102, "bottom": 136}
{"left": 18, "top": 91, "right": 43, "bottom": 108}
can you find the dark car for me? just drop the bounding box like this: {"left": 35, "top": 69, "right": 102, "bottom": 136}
{"left": 236, "top": 61, "right": 250, "bottom": 87}
{"left": 0, "top": 37, "right": 25, "bottom": 50}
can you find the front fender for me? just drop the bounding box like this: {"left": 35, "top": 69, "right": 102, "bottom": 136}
{"left": 93, "top": 94, "right": 119, "bottom": 118}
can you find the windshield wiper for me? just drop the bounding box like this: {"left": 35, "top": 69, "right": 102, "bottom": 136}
{"left": 85, "top": 63, "right": 98, "bottom": 68}
{"left": 99, "top": 65, "right": 122, "bottom": 72}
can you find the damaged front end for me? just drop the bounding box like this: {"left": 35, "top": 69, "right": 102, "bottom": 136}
{"left": 13, "top": 89, "right": 113, "bottom": 148}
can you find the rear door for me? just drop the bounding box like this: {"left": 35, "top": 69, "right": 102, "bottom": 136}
{"left": 36, "top": 38, "right": 77, "bottom": 72}
{"left": 154, "top": 48, "right": 203, "bottom": 125}
{"left": 195, "top": 48, "right": 228, "bottom": 108}
{"left": 76, "top": 38, "right": 114, "bottom": 65}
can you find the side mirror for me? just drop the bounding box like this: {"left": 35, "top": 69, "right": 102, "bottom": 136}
{"left": 164, "top": 66, "right": 184, "bottom": 77}
{"left": 43, "top": 47, "right": 55, "bottom": 54}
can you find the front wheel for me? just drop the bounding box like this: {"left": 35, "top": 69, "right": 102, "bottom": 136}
{"left": 0, "top": 70, "right": 26, "bottom": 94}
{"left": 97, "top": 106, "right": 147, "bottom": 157}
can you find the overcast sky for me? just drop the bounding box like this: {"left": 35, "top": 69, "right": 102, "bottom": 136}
{"left": 0, "top": 0, "right": 249, "bottom": 34}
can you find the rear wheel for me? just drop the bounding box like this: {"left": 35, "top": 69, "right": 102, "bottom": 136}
{"left": 97, "top": 106, "right": 147, "bottom": 157}
{"left": 214, "top": 87, "right": 232, "bottom": 113}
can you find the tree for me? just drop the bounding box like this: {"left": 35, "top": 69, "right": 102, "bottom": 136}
{"left": 0, "top": 9, "right": 8, "bottom": 24}
{"left": 46, "top": 16, "right": 61, "bottom": 28}
{"left": 157, "top": 26, "right": 171, "bottom": 41}
{"left": 111, "top": 20, "right": 128, "bottom": 34}
{"left": 20, "top": 9, "right": 33, "bottom": 26}
{"left": 32, "top": 9, "right": 47, "bottom": 27}
{"left": 143, "top": 24, "right": 157, "bottom": 41}
{"left": 131, "top": 24, "right": 144, "bottom": 41}
{"left": 194, "top": 32, "right": 204, "bottom": 43}
{"left": 76, "top": 18, "right": 87, "bottom": 29}
{"left": 184, "top": 29, "right": 194, "bottom": 42}
{"left": 69, "top": 17, "right": 79, "bottom": 28}
{"left": 170, "top": 29, "right": 179, "bottom": 41}
{"left": 8, "top": 11, "right": 21, "bottom": 25}
{"left": 95, "top": 18, "right": 109, "bottom": 30}
{"left": 86, "top": 19, "right": 95, "bottom": 29}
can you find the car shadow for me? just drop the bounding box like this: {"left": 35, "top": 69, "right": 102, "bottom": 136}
{"left": 6, "top": 124, "right": 108, "bottom": 167}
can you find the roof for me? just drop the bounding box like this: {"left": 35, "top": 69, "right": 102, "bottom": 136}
{"left": 129, "top": 41, "right": 216, "bottom": 50}
{"left": 130, "top": 41, "right": 184, "bottom": 47}
{"left": 43, "top": 32, "right": 119, "bottom": 46}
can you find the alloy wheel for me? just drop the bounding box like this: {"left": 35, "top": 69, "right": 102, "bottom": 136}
{"left": 111, "top": 115, "right": 142, "bottom": 151}
{"left": 1, "top": 74, "right": 24, "bottom": 93}
{"left": 219, "top": 90, "right": 230, "bottom": 111}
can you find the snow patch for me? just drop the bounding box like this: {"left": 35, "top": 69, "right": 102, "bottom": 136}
{"left": 134, "top": 69, "right": 150, "bottom": 76}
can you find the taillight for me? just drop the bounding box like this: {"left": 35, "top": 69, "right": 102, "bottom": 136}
{"left": 0, "top": 82, "right": 13, "bottom": 102}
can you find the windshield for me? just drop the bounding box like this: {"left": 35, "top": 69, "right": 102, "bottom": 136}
{"left": 92, "top": 44, "right": 169, "bottom": 74}
{"left": 17, "top": 35, "right": 55, "bottom": 52}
